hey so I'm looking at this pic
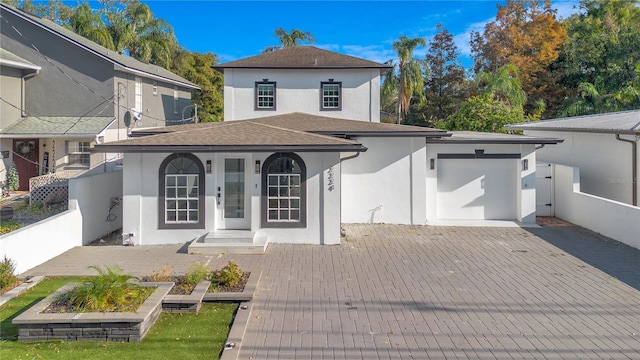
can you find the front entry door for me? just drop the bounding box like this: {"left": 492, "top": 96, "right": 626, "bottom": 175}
{"left": 12, "top": 139, "right": 39, "bottom": 191}
{"left": 217, "top": 156, "right": 250, "bottom": 229}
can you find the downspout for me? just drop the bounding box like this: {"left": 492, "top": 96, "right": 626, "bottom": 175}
{"left": 615, "top": 134, "right": 638, "bottom": 206}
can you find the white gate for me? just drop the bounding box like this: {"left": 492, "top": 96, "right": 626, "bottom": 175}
{"left": 536, "top": 163, "right": 554, "bottom": 216}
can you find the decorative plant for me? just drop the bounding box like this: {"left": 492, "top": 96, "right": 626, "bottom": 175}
{"left": 0, "top": 256, "right": 18, "bottom": 291}
{"left": 57, "top": 265, "right": 153, "bottom": 312}
{"left": 0, "top": 220, "right": 23, "bottom": 235}
{"left": 184, "top": 262, "right": 209, "bottom": 286}
{"left": 210, "top": 261, "right": 244, "bottom": 287}
{"left": 6, "top": 163, "right": 19, "bottom": 191}
{"left": 146, "top": 264, "right": 175, "bottom": 282}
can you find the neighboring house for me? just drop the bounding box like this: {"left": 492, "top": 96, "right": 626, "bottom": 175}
{"left": 0, "top": 4, "right": 198, "bottom": 191}
{"left": 94, "top": 47, "right": 561, "bottom": 247}
{"left": 506, "top": 110, "right": 640, "bottom": 207}
{"left": 215, "top": 46, "right": 387, "bottom": 122}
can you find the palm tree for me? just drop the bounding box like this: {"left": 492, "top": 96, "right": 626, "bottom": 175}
{"left": 476, "top": 64, "right": 526, "bottom": 110}
{"left": 263, "top": 28, "right": 315, "bottom": 52}
{"left": 66, "top": 3, "right": 114, "bottom": 50}
{"left": 383, "top": 36, "right": 427, "bottom": 124}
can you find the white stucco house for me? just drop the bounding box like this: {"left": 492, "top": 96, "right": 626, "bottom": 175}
{"left": 94, "top": 47, "right": 561, "bottom": 248}
{"left": 506, "top": 110, "right": 640, "bottom": 207}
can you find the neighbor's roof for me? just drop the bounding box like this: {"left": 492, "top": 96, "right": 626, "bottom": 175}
{"left": 214, "top": 46, "right": 392, "bottom": 74}
{"left": 0, "top": 3, "right": 199, "bottom": 89}
{"left": 0, "top": 116, "right": 115, "bottom": 138}
{"left": 93, "top": 119, "right": 367, "bottom": 153}
{"left": 133, "top": 113, "right": 449, "bottom": 138}
{"left": 0, "top": 47, "right": 41, "bottom": 71}
{"left": 505, "top": 110, "right": 640, "bottom": 135}
{"left": 426, "top": 131, "right": 563, "bottom": 145}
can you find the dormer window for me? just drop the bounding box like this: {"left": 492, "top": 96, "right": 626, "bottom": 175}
{"left": 321, "top": 81, "right": 342, "bottom": 111}
{"left": 255, "top": 81, "right": 276, "bottom": 110}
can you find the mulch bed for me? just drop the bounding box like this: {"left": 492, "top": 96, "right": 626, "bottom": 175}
{"left": 140, "top": 272, "right": 250, "bottom": 295}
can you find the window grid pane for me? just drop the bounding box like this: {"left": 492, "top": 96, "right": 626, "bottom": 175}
{"left": 165, "top": 174, "right": 199, "bottom": 223}
{"left": 267, "top": 174, "right": 301, "bottom": 222}
{"left": 257, "top": 84, "right": 274, "bottom": 108}
{"left": 68, "top": 141, "right": 91, "bottom": 166}
{"left": 322, "top": 84, "right": 340, "bottom": 108}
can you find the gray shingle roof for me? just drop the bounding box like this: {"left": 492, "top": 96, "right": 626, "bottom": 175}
{"left": 0, "top": 116, "right": 115, "bottom": 137}
{"left": 94, "top": 118, "right": 366, "bottom": 153}
{"left": 1, "top": 3, "right": 198, "bottom": 89}
{"left": 0, "top": 47, "right": 40, "bottom": 69}
{"left": 425, "top": 131, "right": 563, "bottom": 145}
{"left": 505, "top": 110, "right": 640, "bottom": 135}
{"left": 214, "top": 46, "right": 392, "bottom": 74}
{"left": 134, "top": 113, "right": 448, "bottom": 138}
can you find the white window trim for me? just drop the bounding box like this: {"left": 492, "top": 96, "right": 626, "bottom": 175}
{"left": 255, "top": 81, "right": 276, "bottom": 110}
{"left": 164, "top": 174, "right": 200, "bottom": 224}
{"left": 321, "top": 81, "right": 342, "bottom": 111}
{"left": 134, "top": 76, "right": 143, "bottom": 112}
{"left": 66, "top": 141, "right": 91, "bottom": 168}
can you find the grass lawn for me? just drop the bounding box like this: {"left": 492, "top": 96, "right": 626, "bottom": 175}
{"left": 0, "top": 277, "right": 238, "bottom": 359}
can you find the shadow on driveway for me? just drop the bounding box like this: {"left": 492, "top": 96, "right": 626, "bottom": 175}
{"left": 525, "top": 225, "right": 640, "bottom": 291}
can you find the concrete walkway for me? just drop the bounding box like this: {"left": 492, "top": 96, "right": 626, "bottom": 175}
{"left": 23, "top": 224, "right": 640, "bottom": 359}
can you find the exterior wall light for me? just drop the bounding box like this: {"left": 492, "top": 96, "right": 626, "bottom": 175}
{"left": 522, "top": 159, "right": 529, "bottom": 171}
{"left": 206, "top": 160, "right": 212, "bottom": 174}
{"left": 255, "top": 160, "right": 261, "bottom": 174}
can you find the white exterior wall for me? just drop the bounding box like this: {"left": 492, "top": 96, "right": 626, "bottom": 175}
{"left": 122, "top": 151, "right": 341, "bottom": 245}
{"left": 525, "top": 130, "right": 639, "bottom": 206}
{"left": 425, "top": 143, "right": 537, "bottom": 223}
{"left": 223, "top": 68, "right": 380, "bottom": 122}
{"left": 554, "top": 164, "right": 640, "bottom": 249}
{"left": 69, "top": 169, "right": 123, "bottom": 245}
{"left": 341, "top": 137, "right": 427, "bottom": 225}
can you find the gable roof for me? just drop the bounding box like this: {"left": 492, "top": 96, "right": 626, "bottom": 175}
{"left": 0, "top": 3, "right": 198, "bottom": 89}
{"left": 0, "top": 47, "right": 40, "bottom": 71}
{"left": 0, "top": 116, "right": 115, "bottom": 138}
{"left": 505, "top": 110, "right": 640, "bottom": 135}
{"left": 133, "top": 113, "right": 449, "bottom": 138}
{"left": 93, "top": 118, "right": 366, "bottom": 153}
{"left": 214, "top": 46, "right": 392, "bottom": 74}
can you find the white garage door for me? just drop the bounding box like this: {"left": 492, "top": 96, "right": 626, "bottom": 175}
{"left": 437, "top": 159, "right": 518, "bottom": 220}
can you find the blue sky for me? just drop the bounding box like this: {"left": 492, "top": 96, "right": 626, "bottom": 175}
{"left": 110, "top": 1, "right": 582, "bottom": 68}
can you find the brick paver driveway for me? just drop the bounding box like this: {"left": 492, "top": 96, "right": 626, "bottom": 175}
{"left": 23, "top": 224, "right": 639, "bottom": 359}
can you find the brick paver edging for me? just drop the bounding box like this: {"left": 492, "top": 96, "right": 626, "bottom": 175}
{"left": 0, "top": 276, "right": 45, "bottom": 307}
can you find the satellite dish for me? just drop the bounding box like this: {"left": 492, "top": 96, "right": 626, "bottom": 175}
{"left": 123, "top": 111, "right": 132, "bottom": 128}
{"left": 130, "top": 108, "right": 143, "bottom": 121}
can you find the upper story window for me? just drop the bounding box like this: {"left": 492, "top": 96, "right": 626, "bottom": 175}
{"left": 134, "top": 77, "right": 143, "bottom": 112}
{"left": 152, "top": 81, "right": 158, "bottom": 96}
{"left": 67, "top": 141, "right": 90, "bottom": 167}
{"left": 321, "top": 81, "right": 342, "bottom": 111}
{"left": 255, "top": 81, "right": 276, "bottom": 110}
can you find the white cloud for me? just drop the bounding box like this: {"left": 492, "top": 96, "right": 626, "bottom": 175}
{"left": 453, "top": 18, "right": 492, "bottom": 56}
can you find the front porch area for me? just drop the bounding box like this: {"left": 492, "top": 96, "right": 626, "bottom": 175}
{"left": 188, "top": 230, "right": 269, "bottom": 255}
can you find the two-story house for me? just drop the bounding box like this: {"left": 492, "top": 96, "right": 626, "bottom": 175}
{"left": 95, "top": 46, "right": 560, "bottom": 249}
{"left": 0, "top": 3, "right": 198, "bottom": 191}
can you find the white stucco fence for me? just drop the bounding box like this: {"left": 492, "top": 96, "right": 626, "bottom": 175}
{"left": 69, "top": 168, "right": 123, "bottom": 245}
{"left": 554, "top": 164, "right": 640, "bottom": 249}
{"left": 0, "top": 209, "right": 82, "bottom": 275}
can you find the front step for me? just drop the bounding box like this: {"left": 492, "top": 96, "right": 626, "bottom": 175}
{"left": 187, "top": 231, "right": 268, "bottom": 255}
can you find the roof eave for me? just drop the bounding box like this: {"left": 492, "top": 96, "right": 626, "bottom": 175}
{"left": 315, "top": 131, "right": 450, "bottom": 138}
{"left": 425, "top": 138, "right": 564, "bottom": 145}
{"left": 214, "top": 65, "right": 392, "bottom": 75}
{"left": 505, "top": 126, "right": 640, "bottom": 136}
{"left": 93, "top": 144, "right": 368, "bottom": 153}
{"left": 114, "top": 64, "right": 200, "bottom": 90}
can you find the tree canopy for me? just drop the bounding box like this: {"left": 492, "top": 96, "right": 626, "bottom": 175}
{"left": 263, "top": 28, "right": 315, "bottom": 52}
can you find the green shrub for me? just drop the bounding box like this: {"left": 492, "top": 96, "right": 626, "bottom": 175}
{"left": 58, "top": 265, "right": 153, "bottom": 312}
{"left": 0, "top": 220, "right": 23, "bottom": 235}
{"left": 184, "top": 262, "right": 209, "bottom": 285}
{"left": 6, "top": 163, "right": 19, "bottom": 191}
{"left": 0, "top": 256, "right": 18, "bottom": 290}
{"left": 26, "top": 201, "right": 45, "bottom": 214}
{"left": 210, "top": 261, "right": 244, "bottom": 287}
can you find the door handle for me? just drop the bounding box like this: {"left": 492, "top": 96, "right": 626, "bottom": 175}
{"left": 217, "top": 186, "right": 221, "bottom": 206}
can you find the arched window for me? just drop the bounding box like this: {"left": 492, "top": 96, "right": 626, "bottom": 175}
{"left": 158, "top": 153, "right": 205, "bottom": 229}
{"left": 262, "top": 153, "right": 306, "bottom": 228}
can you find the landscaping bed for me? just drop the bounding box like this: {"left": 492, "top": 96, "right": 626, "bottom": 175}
{"left": 1, "top": 277, "right": 238, "bottom": 359}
